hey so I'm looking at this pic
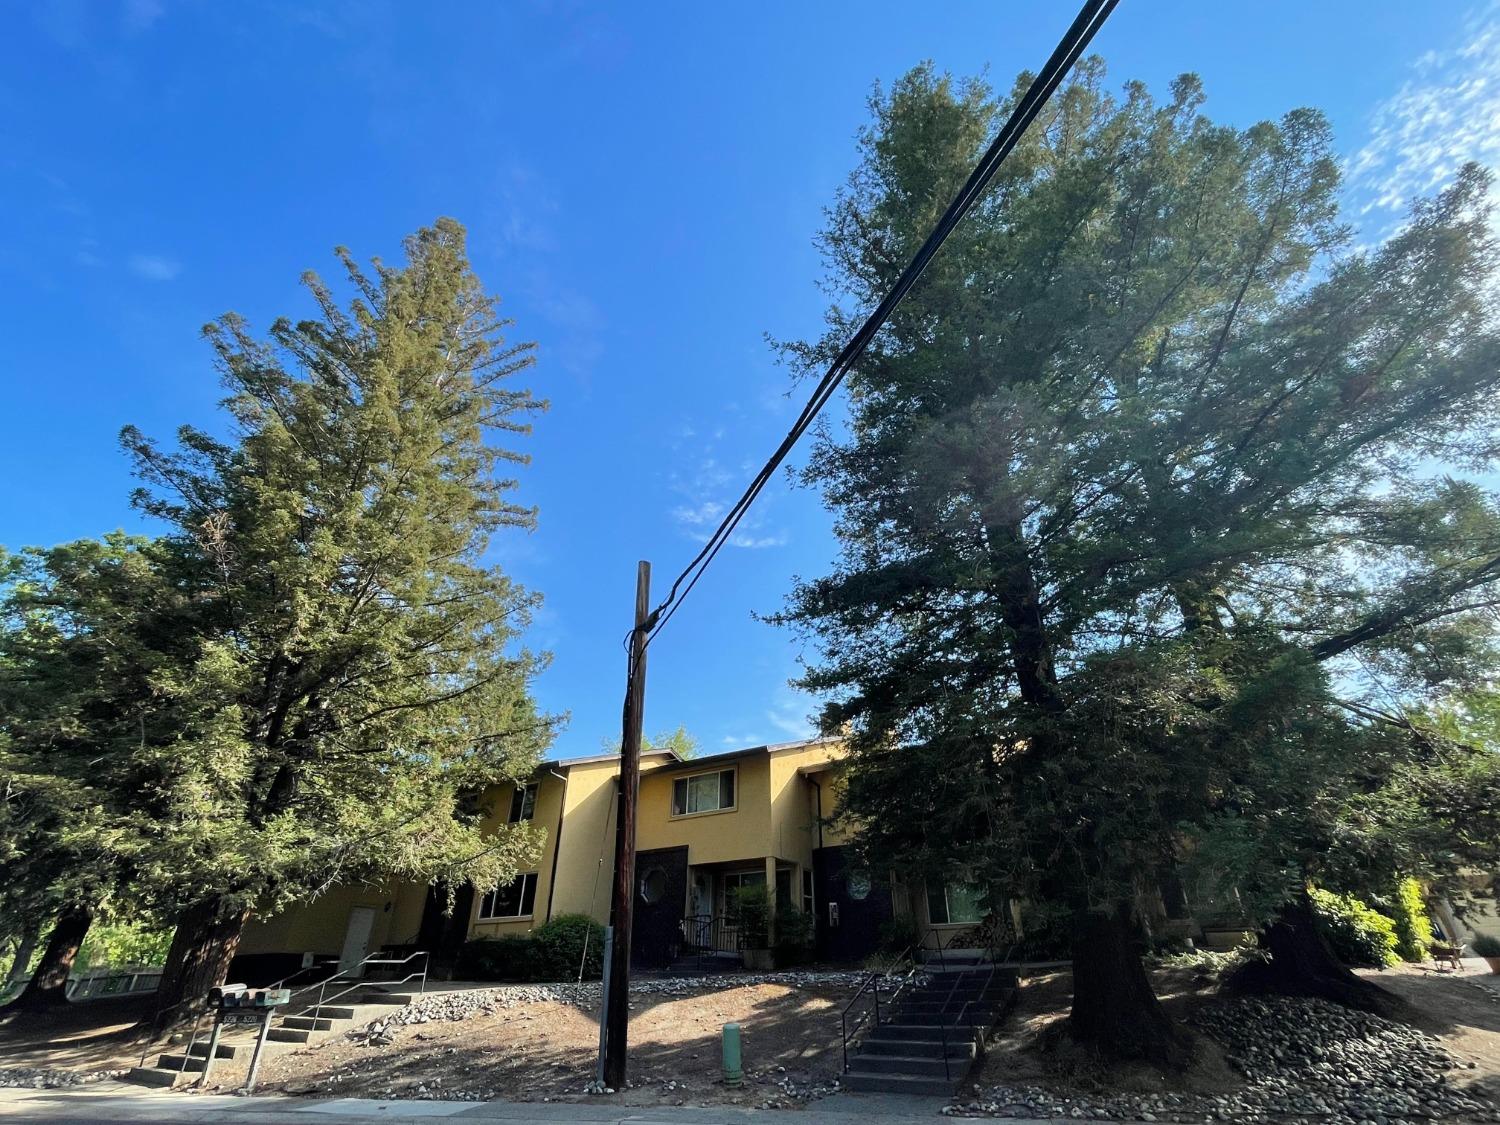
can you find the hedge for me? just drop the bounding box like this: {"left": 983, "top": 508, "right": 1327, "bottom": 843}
{"left": 456, "top": 913, "right": 605, "bottom": 982}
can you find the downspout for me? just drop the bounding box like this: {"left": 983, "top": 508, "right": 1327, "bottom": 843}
{"left": 809, "top": 777, "right": 824, "bottom": 849}
{"left": 544, "top": 769, "right": 569, "bottom": 924}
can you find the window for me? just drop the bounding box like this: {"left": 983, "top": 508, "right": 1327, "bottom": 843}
{"left": 509, "top": 783, "right": 538, "bottom": 823}
{"left": 671, "top": 768, "right": 735, "bottom": 816}
{"left": 480, "top": 872, "right": 538, "bottom": 919}
{"left": 801, "top": 870, "right": 815, "bottom": 917}
{"left": 927, "top": 880, "right": 985, "bottom": 925}
{"left": 640, "top": 867, "right": 668, "bottom": 905}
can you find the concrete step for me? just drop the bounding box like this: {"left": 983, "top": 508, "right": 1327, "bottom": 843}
{"left": 356, "top": 992, "right": 416, "bottom": 1005}
{"left": 860, "top": 1036, "right": 955, "bottom": 1057}
{"left": 869, "top": 1023, "right": 982, "bottom": 1043}
{"left": 186, "top": 1040, "right": 240, "bottom": 1059}
{"left": 155, "top": 1054, "right": 207, "bottom": 1072}
{"left": 849, "top": 1050, "right": 974, "bottom": 1077}
{"left": 124, "top": 1066, "right": 191, "bottom": 1088}
{"left": 892, "top": 1008, "right": 995, "bottom": 1026}
{"left": 281, "top": 1015, "right": 340, "bottom": 1031}
{"left": 268, "top": 1027, "right": 313, "bottom": 1044}
{"left": 843, "top": 1070, "right": 962, "bottom": 1096}
{"left": 285, "top": 1003, "right": 356, "bottom": 1019}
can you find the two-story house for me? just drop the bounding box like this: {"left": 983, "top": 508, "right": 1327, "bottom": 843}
{"left": 233, "top": 737, "right": 995, "bottom": 980}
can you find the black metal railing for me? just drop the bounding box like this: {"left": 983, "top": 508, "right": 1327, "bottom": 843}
{"left": 678, "top": 914, "right": 743, "bottom": 968}
{"left": 285, "top": 949, "right": 429, "bottom": 1018}
{"left": 839, "top": 945, "right": 920, "bottom": 1072}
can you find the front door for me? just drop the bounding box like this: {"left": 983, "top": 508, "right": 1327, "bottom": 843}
{"left": 339, "top": 906, "right": 378, "bottom": 974}
{"left": 631, "top": 846, "right": 689, "bottom": 968}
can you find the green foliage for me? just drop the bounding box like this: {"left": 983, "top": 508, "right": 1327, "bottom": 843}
{"left": 773, "top": 57, "right": 1500, "bottom": 996}
{"left": 1309, "top": 888, "right": 1400, "bottom": 968}
{"left": 2, "top": 220, "right": 557, "bottom": 1005}
{"left": 602, "top": 724, "right": 700, "bottom": 760}
{"left": 1470, "top": 933, "right": 1500, "bottom": 957}
{"left": 77, "top": 920, "right": 172, "bottom": 969}
{"left": 729, "top": 883, "right": 770, "bottom": 948}
{"left": 877, "top": 914, "right": 924, "bottom": 956}
{"left": 772, "top": 907, "right": 815, "bottom": 967}
{"left": 1389, "top": 879, "right": 1435, "bottom": 963}
{"left": 533, "top": 914, "right": 604, "bottom": 980}
{"left": 457, "top": 915, "right": 605, "bottom": 983}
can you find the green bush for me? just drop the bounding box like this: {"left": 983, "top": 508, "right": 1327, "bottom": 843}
{"left": 1390, "top": 878, "right": 1435, "bottom": 963}
{"left": 730, "top": 884, "right": 771, "bottom": 948}
{"left": 1309, "top": 888, "right": 1400, "bottom": 968}
{"left": 877, "top": 915, "right": 924, "bottom": 957}
{"left": 456, "top": 935, "right": 547, "bottom": 981}
{"left": 1471, "top": 933, "right": 1500, "bottom": 957}
{"left": 772, "top": 908, "right": 815, "bottom": 967}
{"left": 456, "top": 915, "right": 606, "bottom": 982}
{"left": 533, "top": 914, "right": 605, "bottom": 981}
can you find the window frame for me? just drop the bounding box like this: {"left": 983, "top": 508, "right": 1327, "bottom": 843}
{"left": 479, "top": 872, "right": 539, "bottom": 920}
{"left": 669, "top": 767, "right": 737, "bottom": 819}
{"left": 509, "top": 783, "right": 538, "bottom": 824}
{"left": 927, "top": 879, "right": 985, "bottom": 926}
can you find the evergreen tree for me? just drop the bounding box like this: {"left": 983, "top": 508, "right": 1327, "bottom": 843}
{"left": 0, "top": 534, "right": 192, "bottom": 1008}
{"left": 776, "top": 63, "right": 1500, "bottom": 1063}
{"left": 114, "top": 219, "right": 557, "bottom": 1015}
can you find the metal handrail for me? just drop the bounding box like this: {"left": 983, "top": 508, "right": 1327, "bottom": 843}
{"left": 293, "top": 950, "right": 429, "bottom": 1019}
{"left": 266, "top": 957, "right": 340, "bottom": 993}
{"left": 839, "top": 945, "right": 919, "bottom": 1072}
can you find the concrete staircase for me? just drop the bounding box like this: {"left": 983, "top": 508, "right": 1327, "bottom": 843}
{"left": 125, "top": 984, "right": 417, "bottom": 1087}
{"left": 842, "top": 964, "right": 1019, "bottom": 1096}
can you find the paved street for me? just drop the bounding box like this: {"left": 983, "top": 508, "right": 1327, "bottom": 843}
{"left": 0, "top": 1086, "right": 1093, "bottom": 1125}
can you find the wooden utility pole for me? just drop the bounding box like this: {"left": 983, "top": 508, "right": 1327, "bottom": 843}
{"left": 602, "top": 560, "right": 650, "bottom": 1089}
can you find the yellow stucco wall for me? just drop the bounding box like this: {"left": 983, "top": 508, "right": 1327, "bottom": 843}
{"left": 239, "top": 877, "right": 427, "bottom": 958}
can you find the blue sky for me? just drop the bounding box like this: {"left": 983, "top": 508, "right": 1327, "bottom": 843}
{"left": 2, "top": 0, "right": 1496, "bottom": 759}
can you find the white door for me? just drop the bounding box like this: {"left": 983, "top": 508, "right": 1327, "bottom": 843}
{"left": 339, "top": 906, "right": 378, "bottom": 975}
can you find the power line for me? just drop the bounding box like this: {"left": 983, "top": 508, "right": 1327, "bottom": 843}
{"left": 637, "top": 0, "right": 1120, "bottom": 652}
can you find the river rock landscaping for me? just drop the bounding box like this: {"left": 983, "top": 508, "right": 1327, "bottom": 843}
{"left": 948, "top": 994, "right": 1498, "bottom": 1123}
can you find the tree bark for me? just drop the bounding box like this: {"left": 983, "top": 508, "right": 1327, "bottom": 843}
{"left": 5, "top": 922, "right": 40, "bottom": 986}
{"left": 13, "top": 905, "right": 93, "bottom": 1009}
{"left": 1229, "top": 894, "right": 1410, "bottom": 1019}
{"left": 1068, "top": 906, "right": 1191, "bottom": 1068}
{"left": 153, "top": 897, "right": 249, "bottom": 1030}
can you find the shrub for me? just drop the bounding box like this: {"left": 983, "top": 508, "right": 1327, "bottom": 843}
{"left": 877, "top": 915, "right": 924, "bottom": 957}
{"left": 730, "top": 884, "right": 771, "bottom": 948}
{"left": 1471, "top": 933, "right": 1500, "bottom": 958}
{"left": 1389, "top": 878, "right": 1435, "bottom": 963}
{"left": 533, "top": 914, "right": 605, "bottom": 981}
{"left": 772, "top": 908, "right": 815, "bottom": 967}
{"left": 1309, "top": 888, "right": 1400, "bottom": 968}
{"left": 456, "top": 935, "right": 546, "bottom": 981}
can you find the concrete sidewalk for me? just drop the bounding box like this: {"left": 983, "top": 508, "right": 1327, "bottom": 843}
{"left": 0, "top": 1085, "right": 1093, "bottom": 1125}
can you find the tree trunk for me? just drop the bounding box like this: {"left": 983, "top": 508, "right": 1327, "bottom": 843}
{"left": 1230, "top": 894, "right": 1410, "bottom": 1019}
{"left": 5, "top": 922, "right": 40, "bottom": 986}
{"left": 153, "top": 897, "right": 249, "bottom": 1030}
{"left": 1068, "top": 906, "right": 1191, "bottom": 1068}
{"left": 13, "top": 905, "right": 94, "bottom": 1009}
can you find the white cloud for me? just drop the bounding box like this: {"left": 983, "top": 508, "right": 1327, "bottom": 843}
{"left": 667, "top": 446, "right": 790, "bottom": 550}
{"left": 765, "top": 698, "right": 814, "bottom": 741}
{"left": 1347, "top": 5, "right": 1500, "bottom": 233}
{"left": 128, "top": 254, "right": 181, "bottom": 281}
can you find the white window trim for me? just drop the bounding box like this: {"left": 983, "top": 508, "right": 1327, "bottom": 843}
{"left": 669, "top": 766, "right": 738, "bottom": 819}
{"left": 478, "top": 871, "right": 539, "bottom": 921}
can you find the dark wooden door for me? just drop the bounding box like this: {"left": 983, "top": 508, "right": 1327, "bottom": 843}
{"left": 631, "top": 846, "right": 689, "bottom": 968}
{"left": 813, "top": 845, "right": 892, "bottom": 963}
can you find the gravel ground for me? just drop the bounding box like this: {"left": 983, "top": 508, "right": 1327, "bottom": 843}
{"left": 0, "top": 1067, "right": 128, "bottom": 1089}
{"left": 948, "top": 995, "right": 1499, "bottom": 1123}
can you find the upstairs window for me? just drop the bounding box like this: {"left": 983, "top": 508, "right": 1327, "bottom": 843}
{"left": 672, "top": 768, "right": 735, "bottom": 816}
{"left": 509, "top": 783, "right": 538, "bottom": 823}
{"left": 480, "top": 872, "right": 538, "bottom": 920}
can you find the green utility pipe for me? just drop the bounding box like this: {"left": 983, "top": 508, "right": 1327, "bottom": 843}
{"left": 722, "top": 1022, "right": 743, "bottom": 1087}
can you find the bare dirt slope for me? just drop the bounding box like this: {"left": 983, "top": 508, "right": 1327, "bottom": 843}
{"left": 199, "top": 982, "right": 853, "bottom": 1109}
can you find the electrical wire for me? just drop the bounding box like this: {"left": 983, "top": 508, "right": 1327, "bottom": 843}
{"left": 633, "top": 0, "right": 1120, "bottom": 655}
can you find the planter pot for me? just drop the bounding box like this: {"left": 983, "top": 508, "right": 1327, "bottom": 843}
{"left": 742, "top": 948, "right": 773, "bottom": 971}
{"left": 1483, "top": 956, "right": 1500, "bottom": 975}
